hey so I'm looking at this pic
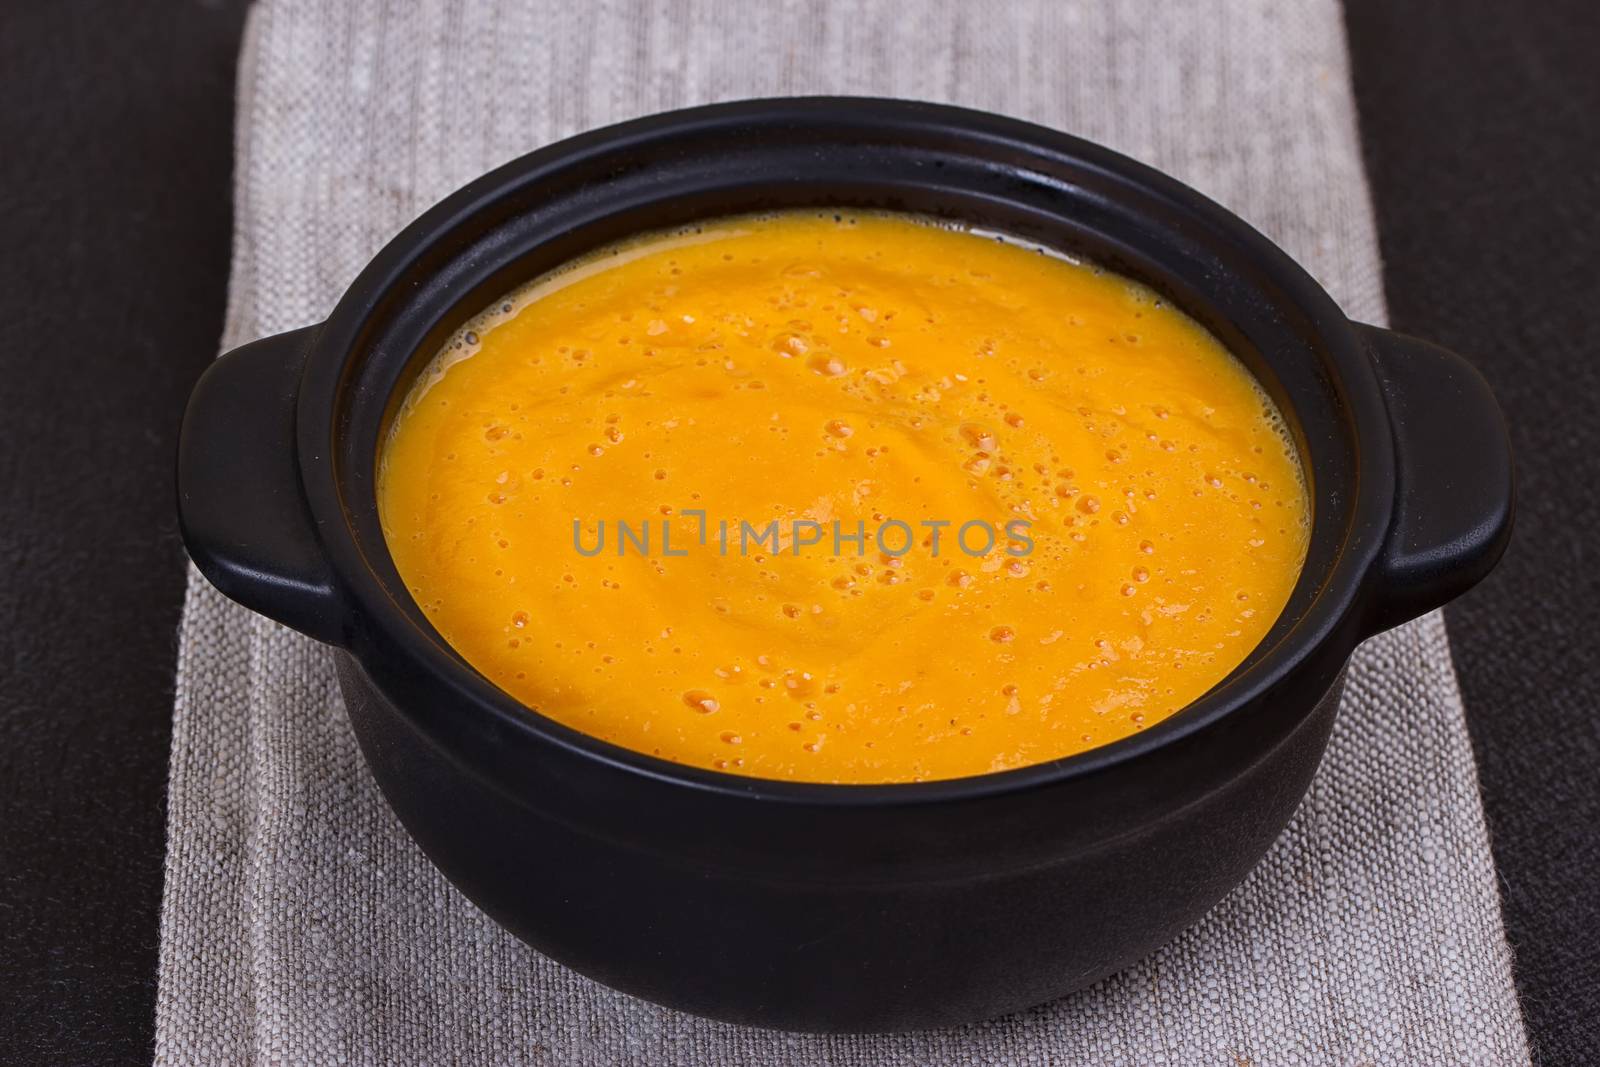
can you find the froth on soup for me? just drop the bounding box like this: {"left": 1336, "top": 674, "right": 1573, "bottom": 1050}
{"left": 377, "top": 211, "right": 1310, "bottom": 783}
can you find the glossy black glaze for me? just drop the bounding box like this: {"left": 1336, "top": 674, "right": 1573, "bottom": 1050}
{"left": 176, "top": 98, "right": 1513, "bottom": 1031}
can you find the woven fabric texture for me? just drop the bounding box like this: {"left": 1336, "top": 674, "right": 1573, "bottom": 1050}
{"left": 155, "top": 2, "right": 1528, "bottom": 1064}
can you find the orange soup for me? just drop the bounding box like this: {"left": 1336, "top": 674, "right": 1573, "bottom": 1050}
{"left": 378, "top": 212, "right": 1309, "bottom": 783}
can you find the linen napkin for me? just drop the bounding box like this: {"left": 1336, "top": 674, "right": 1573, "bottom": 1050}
{"left": 156, "top": 1, "right": 1530, "bottom": 1063}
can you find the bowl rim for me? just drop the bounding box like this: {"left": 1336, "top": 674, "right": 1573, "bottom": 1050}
{"left": 295, "top": 95, "right": 1394, "bottom": 808}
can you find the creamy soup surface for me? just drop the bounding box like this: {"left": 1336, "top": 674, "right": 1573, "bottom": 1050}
{"left": 378, "top": 212, "right": 1309, "bottom": 783}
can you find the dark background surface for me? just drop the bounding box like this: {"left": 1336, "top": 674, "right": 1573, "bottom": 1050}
{"left": 0, "top": 2, "right": 252, "bottom": 1064}
{"left": 1346, "top": 3, "right": 1600, "bottom": 1064}
{"left": 0, "top": 1, "right": 1594, "bottom": 1064}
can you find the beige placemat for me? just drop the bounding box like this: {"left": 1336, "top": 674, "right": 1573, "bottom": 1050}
{"left": 155, "top": 2, "right": 1529, "bottom": 1064}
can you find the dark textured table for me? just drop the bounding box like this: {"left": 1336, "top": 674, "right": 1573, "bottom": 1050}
{"left": 2, "top": 2, "right": 1595, "bottom": 1063}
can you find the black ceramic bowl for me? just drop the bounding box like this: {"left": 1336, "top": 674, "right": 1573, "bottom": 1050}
{"left": 178, "top": 98, "right": 1512, "bottom": 1032}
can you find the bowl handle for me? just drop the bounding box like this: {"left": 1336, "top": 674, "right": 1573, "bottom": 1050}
{"left": 1355, "top": 323, "right": 1514, "bottom": 634}
{"left": 177, "top": 324, "right": 349, "bottom": 646}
